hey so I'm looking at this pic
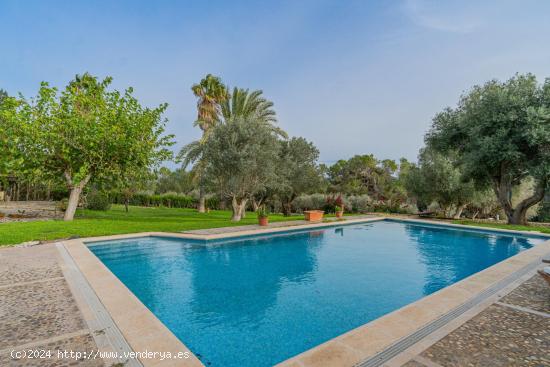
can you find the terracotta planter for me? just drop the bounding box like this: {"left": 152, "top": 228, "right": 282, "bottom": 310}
{"left": 336, "top": 210, "right": 344, "bottom": 219}
{"left": 304, "top": 210, "right": 324, "bottom": 222}
{"left": 258, "top": 216, "right": 269, "bottom": 226}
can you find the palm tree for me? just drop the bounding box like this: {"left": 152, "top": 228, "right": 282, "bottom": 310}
{"left": 192, "top": 74, "right": 229, "bottom": 137}
{"left": 187, "top": 74, "right": 229, "bottom": 212}
{"left": 221, "top": 87, "right": 287, "bottom": 138}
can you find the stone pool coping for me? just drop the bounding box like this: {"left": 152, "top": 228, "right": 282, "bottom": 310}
{"left": 61, "top": 217, "right": 550, "bottom": 367}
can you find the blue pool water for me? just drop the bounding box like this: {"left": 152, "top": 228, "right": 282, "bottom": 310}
{"left": 88, "top": 220, "right": 545, "bottom": 367}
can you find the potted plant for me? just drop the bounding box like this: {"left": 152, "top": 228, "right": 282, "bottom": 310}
{"left": 304, "top": 210, "right": 324, "bottom": 222}
{"left": 335, "top": 204, "right": 344, "bottom": 218}
{"left": 334, "top": 194, "right": 344, "bottom": 218}
{"left": 257, "top": 206, "right": 269, "bottom": 226}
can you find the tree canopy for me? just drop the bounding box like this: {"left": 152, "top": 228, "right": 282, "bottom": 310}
{"left": 426, "top": 73, "right": 550, "bottom": 224}
{"left": 404, "top": 148, "right": 477, "bottom": 218}
{"left": 191, "top": 74, "right": 229, "bottom": 135}
{"left": 0, "top": 92, "right": 25, "bottom": 182}
{"left": 276, "top": 137, "right": 322, "bottom": 215}
{"left": 202, "top": 116, "right": 281, "bottom": 221}
{"left": 10, "top": 73, "right": 173, "bottom": 220}
{"left": 221, "top": 87, "right": 287, "bottom": 138}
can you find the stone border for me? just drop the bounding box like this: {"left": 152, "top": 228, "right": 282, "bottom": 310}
{"left": 84, "top": 216, "right": 385, "bottom": 244}
{"left": 275, "top": 221, "right": 550, "bottom": 367}
{"left": 57, "top": 242, "right": 142, "bottom": 367}
{"left": 63, "top": 239, "right": 204, "bottom": 367}
{"left": 356, "top": 255, "right": 547, "bottom": 367}
{"left": 64, "top": 217, "right": 550, "bottom": 367}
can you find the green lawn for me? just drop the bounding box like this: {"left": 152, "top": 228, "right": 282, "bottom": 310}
{"left": 2, "top": 207, "right": 548, "bottom": 247}
{"left": 0, "top": 205, "right": 304, "bottom": 246}
{"left": 452, "top": 219, "right": 550, "bottom": 234}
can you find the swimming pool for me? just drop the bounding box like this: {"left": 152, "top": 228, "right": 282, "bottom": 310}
{"left": 87, "top": 220, "right": 546, "bottom": 367}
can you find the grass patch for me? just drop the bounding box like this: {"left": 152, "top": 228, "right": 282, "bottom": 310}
{"left": 0, "top": 205, "right": 306, "bottom": 246}
{"left": 452, "top": 219, "right": 550, "bottom": 234}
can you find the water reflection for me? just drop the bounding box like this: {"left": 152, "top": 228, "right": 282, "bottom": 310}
{"left": 90, "top": 222, "right": 541, "bottom": 367}
{"left": 187, "top": 231, "right": 324, "bottom": 324}
{"left": 404, "top": 224, "right": 534, "bottom": 294}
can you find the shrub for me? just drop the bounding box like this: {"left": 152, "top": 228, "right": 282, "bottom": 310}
{"left": 110, "top": 191, "right": 198, "bottom": 209}
{"left": 347, "top": 195, "right": 372, "bottom": 213}
{"left": 56, "top": 199, "right": 68, "bottom": 212}
{"left": 533, "top": 199, "right": 550, "bottom": 222}
{"left": 86, "top": 191, "right": 112, "bottom": 211}
{"left": 257, "top": 205, "right": 269, "bottom": 218}
{"left": 205, "top": 196, "right": 220, "bottom": 210}
{"left": 292, "top": 194, "right": 326, "bottom": 212}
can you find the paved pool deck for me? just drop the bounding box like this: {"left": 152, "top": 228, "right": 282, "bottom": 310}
{"left": 0, "top": 243, "right": 104, "bottom": 367}
{"left": 0, "top": 217, "right": 549, "bottom": 366}
{"left": 392, "top": 270, "right": 550, "bottom": 367}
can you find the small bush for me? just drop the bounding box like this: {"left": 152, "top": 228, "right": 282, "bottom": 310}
{"left": 86, "top": 191, "right": 112, "bottom": 211}
{"left": 533, "top": 200, "right": 550, "bottom": 222}
{"left": 56, "top": 198, "right": 68, "bottom": 212}
{"left": 347, "top": 195, "right": 372, "bottom": 213}
{"left": 292, "top": 194, "right": 326, "bottom": 212}
{"left": 205, "top": 196, "right": 220, "bottom": 210}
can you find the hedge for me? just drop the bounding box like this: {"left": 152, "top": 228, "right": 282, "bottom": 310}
{"left": 110, "top": 192, "right": 221, "bottom": 210}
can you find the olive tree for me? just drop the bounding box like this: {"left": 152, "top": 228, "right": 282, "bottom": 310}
{"left": 427, "top": 74, "right": 550, "bottom": 224}
{"left": 201, "top": 116, "right": 280, "bottom": 221}
{"left": 404, "top": 149, "right": 477, "bottom": 218}
{"left": 276, "top": 137, "right": 322, "bottom": 216}
{"left": 15, "top": 73, "right": 173, "bottom": 220}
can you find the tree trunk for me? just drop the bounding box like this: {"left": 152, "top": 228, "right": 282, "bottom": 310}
{"left": 252, "top": 199, "right": 261, "bottom": 212}
{"left": 64, "top": 186, "right": 82, "bottom": 221}
{"left": 63, "top": 173, "right": 91, "bottom": 221}
{"left": 493, "top": 175, "right": 546, "bottom": 225}
{"left": 124, "top": 197, "right": 129, "bottom": 213}
{"left": 231, "top": 197, "right": 247, "bottom": 221}
{"left": 453, "top": 203, "right": 467, "bottom": 219}
{"left": 198, "top": 184, "right": 206, "bottom": 213}
{"left": 282, "top": 200, "right": 292, "bottom": 216}
{"left": 231, "top": 197, "right": 240, "bottom": 221}
{"left": 240, "top": 198, "right": 248, "bottom": 219}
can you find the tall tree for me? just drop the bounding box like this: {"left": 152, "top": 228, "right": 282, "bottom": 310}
{"left": 276, "top": 137, "right": 322, "bottom": 216}
{"left": 221, "top": 87, "right": 287, "bottom": 138}
{"left": 327, "top": 154, "right": 402, "bottom": 205}
{"left": 189, "top": 74, "right": 229, "bottom": 212}
{"left": 0, "top": 91, "right": 28, "bottom": 196}
{"left": 426, "top": 74, "right": 550, "bottom": 224}
{"left": 404, "top": 149, "right": 477, "bottom": 218}
{"left": 201, "top": 116, "right": 280, "bottom": 221}
{"left": 13, "top": 73, "right": 173, "bottom": 220}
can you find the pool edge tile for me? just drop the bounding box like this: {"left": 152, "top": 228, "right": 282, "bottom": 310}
{"left": 275, "top": 238, "right": 550, "bottom": 367}
{"left": 63, "top": 218, "right": 550, "bottom": 367}
{"left": 63, "top": 239, "right": 205, "bottom": 367}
